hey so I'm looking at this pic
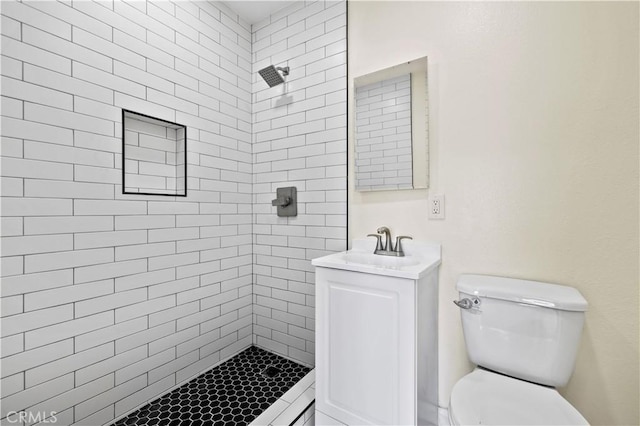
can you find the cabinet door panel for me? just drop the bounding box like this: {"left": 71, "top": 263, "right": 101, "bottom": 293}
{"left": 316, "top": 268, "right": 415, "bottom": 425}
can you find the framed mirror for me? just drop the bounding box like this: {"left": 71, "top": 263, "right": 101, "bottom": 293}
{"left": 354, "top": 56, "right": 429, "bottom": 191}
{"left": 122, "top": 110, "right": 187, "bottom": 196}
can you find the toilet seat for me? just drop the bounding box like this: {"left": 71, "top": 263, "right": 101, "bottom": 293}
{"left": 449, "top": 368, "right": 589, "bottom": 426}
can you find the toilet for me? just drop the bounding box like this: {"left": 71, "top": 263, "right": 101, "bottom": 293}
{"left": 449, "top": 275, "right": 590, "bottom": 425}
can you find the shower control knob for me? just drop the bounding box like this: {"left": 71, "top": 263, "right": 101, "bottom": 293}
{"left": 271, "top": 196, "right": 291, "bottom": 207}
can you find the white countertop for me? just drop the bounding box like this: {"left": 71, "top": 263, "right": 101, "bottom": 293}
{"left": 311, "top": 238, "right": 441, "bottom": 280}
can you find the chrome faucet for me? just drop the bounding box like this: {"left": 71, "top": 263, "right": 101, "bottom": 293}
{"left": 367, "top": 227, "right": 412, "bottom": 257}
{"left": 377, "top": 226, "right": 393, "bottom": 252}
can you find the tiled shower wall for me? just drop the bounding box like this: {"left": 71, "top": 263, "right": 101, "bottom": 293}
{"left": 0, "top": 0, "right": 347, "bottom": 424}
{"left": 1, "top": 1, "right": 254, "bottom": 424}
{"left": 251, "top": 1, "right": 347, "bottom": 366}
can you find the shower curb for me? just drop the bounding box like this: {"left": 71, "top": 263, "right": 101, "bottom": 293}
{"left": 249, "top": 369, "right": 315, "bottom": 426}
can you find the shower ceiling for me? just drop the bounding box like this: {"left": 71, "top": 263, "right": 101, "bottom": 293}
{"left": 223, "top": 1, "right": 297, "bottom": 24}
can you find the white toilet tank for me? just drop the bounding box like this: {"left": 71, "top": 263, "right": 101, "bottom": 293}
{"left": 457, "top": 275, "right": 588, "bottom": 387}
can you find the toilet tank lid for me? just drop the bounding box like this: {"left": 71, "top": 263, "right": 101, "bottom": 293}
{"left": 457, "top": 274, "right": 588, "bottom": 312}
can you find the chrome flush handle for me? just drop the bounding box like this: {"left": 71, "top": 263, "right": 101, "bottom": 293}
{"left": 453, "top": 297, "right": 481, "bottom": 309}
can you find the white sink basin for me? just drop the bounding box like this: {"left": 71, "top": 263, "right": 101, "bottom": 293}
{"left": 312, "top": 238, "right": 441, "bottom": 279}
{"left": 339, "top": 252, "right": 421, "bottom": 268}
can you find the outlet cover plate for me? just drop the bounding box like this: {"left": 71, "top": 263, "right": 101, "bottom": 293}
{"left": 428, "top": 194, "right": 445, "bottom": 219}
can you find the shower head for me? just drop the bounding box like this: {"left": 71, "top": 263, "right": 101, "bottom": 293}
{"left": 258, "top": 65, "right": 290, "bottom": 87}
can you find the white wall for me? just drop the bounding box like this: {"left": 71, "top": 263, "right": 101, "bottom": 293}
{"left": 348, "top": 2, "right": 639, "bottom": 425}
{"left": 251, "top": 1, "right": 347, "bottom": 366}
{"left": 1, "top": 1, "right": 254, "bottom": 424}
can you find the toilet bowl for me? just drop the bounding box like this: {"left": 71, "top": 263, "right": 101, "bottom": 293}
{"left": 448, "top": 368, "right": 588, "bottom": 425}
{"left": 449, "top": 274, "right": 589, "bottom": 425}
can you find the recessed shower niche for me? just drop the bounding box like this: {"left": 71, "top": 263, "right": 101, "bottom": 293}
{"left": 122, "top": 110, "right": 187, "bottom": 196}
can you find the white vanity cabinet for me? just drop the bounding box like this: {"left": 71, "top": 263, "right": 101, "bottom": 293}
{"left": 312, "top": 240, "right": 440, "bottom": 426}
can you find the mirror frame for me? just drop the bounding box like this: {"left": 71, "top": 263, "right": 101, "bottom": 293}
{"left": 352, "top": 56, "right": 429, "bottom": 192}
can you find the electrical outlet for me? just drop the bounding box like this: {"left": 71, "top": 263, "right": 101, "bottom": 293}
{"left": 428, "top": 194, "right": 445, "bottom": 219}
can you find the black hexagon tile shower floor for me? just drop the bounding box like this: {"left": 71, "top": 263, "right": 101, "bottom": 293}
{"left": 113, "top": 346, "right": 311, "bottom": 426}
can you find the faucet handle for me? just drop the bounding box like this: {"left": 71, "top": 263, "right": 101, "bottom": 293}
{"left": 394, "top": 236, "right": 413, "bottom": 256}
{"left": 366, "top": 234, "right": 384, "bottom": 252}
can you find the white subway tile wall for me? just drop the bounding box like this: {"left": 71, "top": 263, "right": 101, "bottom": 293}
{"left": 252, "top": 1, "right": 347, "bottom": 366}
{"left": 354, "top": 73, "right": 413, "bottom": 190}
{"left": 0, "top": 0, "right": 346, "bottom": 423}
{"left": 0, "top": 1, "right": 254, "bottom": 424}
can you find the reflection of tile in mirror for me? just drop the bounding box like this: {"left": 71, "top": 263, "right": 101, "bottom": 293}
{"left": 355, "top": 73, "right": 413, "bottom": 191}
{"left": 123, "top": 111, "right": 186, "bottom": 196}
